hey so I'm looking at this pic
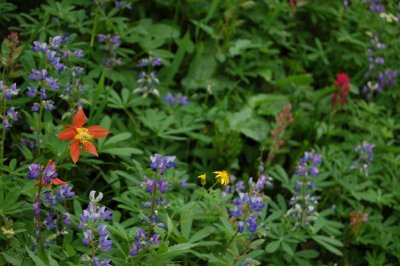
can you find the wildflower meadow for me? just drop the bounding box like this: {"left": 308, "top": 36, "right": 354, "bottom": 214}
{"left": 0, "top": 0, "right": 400, "bottom": 265}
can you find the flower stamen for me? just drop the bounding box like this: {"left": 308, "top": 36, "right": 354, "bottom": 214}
{"left": 74, "top": 127, "right": 93, "bottom": 144}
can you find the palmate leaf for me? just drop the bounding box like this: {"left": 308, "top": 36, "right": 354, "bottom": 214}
{"left": 312, "top": 235, "right": 343, "bottom": 256}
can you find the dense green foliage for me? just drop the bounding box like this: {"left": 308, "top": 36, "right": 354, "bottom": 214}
{"left": 0, "top": 0, "right": 400, "bottom": 265}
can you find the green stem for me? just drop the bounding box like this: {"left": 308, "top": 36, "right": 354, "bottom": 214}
{"left": 124, "top": 108, "right": 139, "bottom": 130}
{"left": 147, "top": 178, "right": 159, "bottom": 235}
{"left": 37, "top": 101, "right": 44, "bottom": 156}
{"left": 0, "top": 97, "right": 6, "bottom": 168}
{"left": 170, "top": 182, "right": 218, "bottom": 235}
{"left": 223, "top": 229, "right": 239, "bottom": 254}
{"left": 300, "top": 173, "right": 308, "bottom": 226}
{"left": 90, "top": 3, "right": 100, "bottom": 49}
{"left": 0, "top": 67, "right": 7, "bottom": 170}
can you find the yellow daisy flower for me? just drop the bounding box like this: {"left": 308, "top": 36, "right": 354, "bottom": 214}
{"left": 198, "top": 173, "right": 206, "bottom": 185}
{"left": 213, "top": 170, "right": 230, "bottom": 186}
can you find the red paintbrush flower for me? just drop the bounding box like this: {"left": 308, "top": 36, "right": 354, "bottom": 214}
{"left": 35, "top": 160, "right": 68, "bottom": 187}
{"left": 332, "top": 73, "right": 351, "bottom": 107}
{"left": 56, "top": 108, "right": 111, "bottom": 164}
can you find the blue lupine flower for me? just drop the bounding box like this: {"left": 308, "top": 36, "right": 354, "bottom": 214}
{"left": 26, "top": 86, "right": 37, "bottom": 97}
{"left": 33, "top": 200, "right": 41, "bottom": 216}
{"left": 158, "top": 179, "right": 168, "bottom": 193}
{"left": 46, "top": 50, "right": 58, "bottom": 64}
{"left": 2, "top": 118, "right": 11, "bottom": 128}
{"left": 238, "top": 221, "right": 244, "bottom": 233}
{"left": 129, "top": 241, "right": 141, "bottom": 256}
{"left": 179, "top": 181, "right": 188, "bottom": 188}
{"left": 227, "top": 168, "right": 268, "bottom": 234}
{"left": 229, "top": 206, "right": 242, "bottom": 217}
{"left": 63, "top": 213, "right": 72, "bottom": 226}
{"left": 295, "top": 151, "right": 322, "bottom": 177}
{"left": 39, "top": 88, "right": 47, "bottom": 99}
{"left": 71, "top": 66, "right": 84, "bottom": 76}
{"left": 152, "top": 57, "right": 162, "bottom": 67}
{"left": 33, "top": 69, "right": 47, "bottom": 80}
{"left": 31, "top": 103, "right": 40, "bottom": 112}
{"left": 46, "top": 77, "right": 59, "bottom": 89}
{"left": 144, "top": 178, "right": 156, "bottom": 192}
{"left": 149, "top": 72, "right": 159, "bottom": 84}
{"left": 130, "top": 228, "right": 160, "bottom": 256}
{"left": 32, "top": 41, "right": 47, "bottom": 52}
{"left": 110, "top": 35, "right": 121, "bottom": 46}
{"left": 355, "top": 141, "right": 375, "bottom": 162}
{"left": 150, "top": 154, "right": 176, "bottom": 175}
{"left": 287, "top": 151, "right": 321, "bottom": 226}
{"left": 43, "top": 100, "right": 56, "bottom": 111}
{"left": 352, "top": 141, "right": 376, "bottom": 176}
{"left": 234, "top": 192, "right": 248, "bottom": 205}
{"left": 137, "top": 58, "right": 149, "bottom": 68}
{"left": 134, "top": 56, "right": 164, "bottom": 96}
{"left": 176, "top": 94, "right": 189, "bottom": 105}
{"left": 97, "top": 34, "right": 107, "bottom": 43}
{"left": 56, "top": 184, "right": 75, "bottom": 201}
{"left": 135, "top": 228, "right": 146, "bottom": 240}
{"left": 235, "top": 181, "right": 245, "bottom": 192}
{"left": 44, "top": 191, "right": 57, "bottom": 206}
{"left": 163, "top": 93, "right": 175, "bottom": 105}
{"left": 27, "top": 163, "right": 41, "bottom": 179}
{"left": 54, "top": 61, "right": 65, "bottom": 73}
{"left": 247, "top": 216, "right": 258, "bottom": 232}
{"left": 115, "top": 1, "right": 132, "bottom": 9}
{"left": 7, "top": 107, "right": 20, "bottom": 121}
{"left": 82, "top": 229, "right": 94, "bottom": 245}
{"left": 151, "top": 234, "right": 160, "bottom": 244}
{"left": 375, "top": 57, "right": 384, "bottom": 65}
{"left": 249, "top": 196, "right": 264, "bottom": 212}
{"left": 93, "top": 257, "right": 112, "bottom": 266}
{"left": 43, "top": 162, "right": 58, "bottom": 183}
{"left": 3, "top": 83, "right": 19, "bottom": 99}
{"left": 50, "top": 36, "right": 63, "bottom": 49}
{"left": 252, "top": 174, "right": 273, "bottom": 190}
{"left": 75, "top": 49, "right": 84, "bottom": 58}
{"left": 44, "top": 210, "right": 57, "bottom": 229}
{"left": 98, "top": 224, "right": 112, "bottom": 251}
{"left": 98, "top": 206, "right": 113, "bottom": 221}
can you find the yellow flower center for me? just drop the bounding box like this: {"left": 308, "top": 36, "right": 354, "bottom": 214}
{"left": 74, "top": 127, "right": 93, "bottom": 144}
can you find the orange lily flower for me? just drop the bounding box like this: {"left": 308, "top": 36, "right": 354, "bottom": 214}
{"left": 56, "top": 108, "right": 111, "bottom": 164}
{"left": 35, "top": 160, "right": 68, "bottom": 187}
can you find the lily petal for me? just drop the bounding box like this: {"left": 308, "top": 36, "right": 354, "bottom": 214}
{"left": 88, "top": 125, "right": 111, "bottom": 139}
{"left": 56, "top": 126, "right": 76, "bottom": 141}
{"left": 73, "top": 108, "right": 87, "bottom": 127}
{"left": 83, "top": 142, "right": 98, "bottom": 157}
{"left": 70, "top": 141, "right": 81, "bottom": 164}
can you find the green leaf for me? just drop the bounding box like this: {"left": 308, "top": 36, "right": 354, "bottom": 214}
{"left": 103, "top": 132, "right": 131, "bottom": 147}
{"left": 189, "top": 226, "right": 215, "bottom": 243}
{"left": 1, "top": 251, "right": 24, "bottom": 265}
{"left": 312, "top": 235, "right": 343, "bottom": 256}
{"left": 19, "top": 146, "right": 33, "bottom": 161}
{"left": 26, "top": 248, "right": 47, "bottom": 266}
{"left": 297, "top": 250, "right": 319, "bottom": 259}
{"left": 282, "top": 242, "right": 294, "bottom": 257}
{"left": 103, "top": 147, "right": 143, "bottom": 157}
{"left": 159, "top": 243, "right": 198, "bottom": 258}
{"left": 265, "top": 240, "right": 280, "bottom": 253}
{"left": 248, "top": 94, "right": 289, "bottom": 116}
